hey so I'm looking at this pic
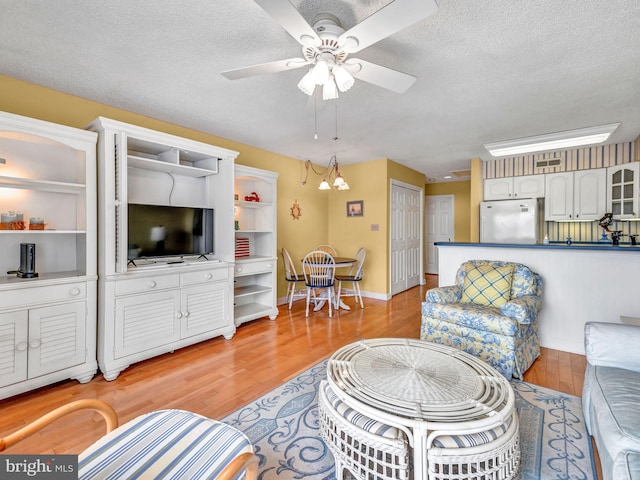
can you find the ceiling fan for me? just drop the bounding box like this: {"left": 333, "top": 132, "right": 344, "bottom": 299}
{"left": 221, "top": 0, "right": 439, "bottom": 100}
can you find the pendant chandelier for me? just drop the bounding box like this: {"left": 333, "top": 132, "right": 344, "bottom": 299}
{"left": 302, "top": 155, "right": 349, "bottom": 190}
{"left": 302, "top": 100, "right": 349, "bottom": 190}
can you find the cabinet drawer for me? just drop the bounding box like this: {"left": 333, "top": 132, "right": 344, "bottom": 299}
{"left": 234, "top": 260, "right": 274, "bottom": 276}
{"left": 115, "top": 275, "right": 180, "bottom": 295}
{"left": 0, "top": 283, "right": 86, "bottom": 310}
{"left": 181, "top": 268, "right": 229, "bottom": 286}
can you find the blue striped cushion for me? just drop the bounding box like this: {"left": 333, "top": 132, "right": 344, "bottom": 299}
{"left": 79, "top": 410, "right": 253, "bottom": 480}
{"left": 323, "top": 382, "right": 403, "bottom": 440}
{"left": 431, "top": 413, "right": 512, "bottom": 448}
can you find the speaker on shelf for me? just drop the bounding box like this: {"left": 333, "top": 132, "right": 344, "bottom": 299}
{"left": 18, "top": 243, "right": 38, "bottom": 278}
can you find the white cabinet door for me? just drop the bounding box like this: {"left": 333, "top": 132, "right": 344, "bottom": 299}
{"left": 574, "top": 169, "right": 606, "bottom": 220}
{"left": 114, "top": 290, "right": 181, "bottom": 359}
{"left": 28, "top": 302, "right": 86, "bottom": 379}
{"left": 484, "top": 178, "right": 513, "bottom": 200}
{"left": 0, "top": 311, "right": 28, "bottom": 388}
{"left": 513, "top": 174, "right": 545, "bottom": 198}
{"left": 607, "top": 163, "right": 639, "bottom": 218}
{"left": 181, "top": 282, "right": 229, "bottom": 338}
{"left": 545, "top": 172, "right": 574, "bottom": 220}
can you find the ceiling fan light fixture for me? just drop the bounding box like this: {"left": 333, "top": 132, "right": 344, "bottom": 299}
{"left": 333, "top": 173, "right": 346, "bottom": 187}
{"left": 318, "top": 179, "right": 331, "bottom": 190}
{"left": 332, "top": 65, "right": 354, "bottom": 92}
{"left": 312, "top": 59, "right": 330, "bottom": 85}
{"left": 297, "top": 69, "right": 316, "bottom": 95}
{"left": 322, "top": 77, "right": 339, "bottom": 100}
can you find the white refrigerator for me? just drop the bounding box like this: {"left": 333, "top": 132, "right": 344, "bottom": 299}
{"left": 480, "top": 199, "right": 540, "bottom": 244}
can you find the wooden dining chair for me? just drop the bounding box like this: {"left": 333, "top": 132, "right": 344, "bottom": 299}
{"left": 282, "top": 247, "right": 306, "bottom": 309}
{"left": 302, "top": 250, "right": 336, "bottom": 317}
{"left": 336, "top": 247, "right": 366, "bottom": 308}
{"left": 315, "top": 244, "right": 337, "bottom": 257}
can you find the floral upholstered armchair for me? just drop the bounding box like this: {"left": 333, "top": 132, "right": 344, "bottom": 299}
{"left": 420, "top": 260, "right": 543, "bottom": 378}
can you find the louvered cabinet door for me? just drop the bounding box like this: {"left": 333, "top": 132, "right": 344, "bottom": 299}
{"left": 27, "top": 302, "right": 86, "bottom": 379}
{"left": 0, "top": 311, "right": 29, "bottom": 388}
{"left": 114, "top": 291, "right": 181, "bottom": 359}
{"left": 180, "top": 282, "right": 229, "bottom": 339}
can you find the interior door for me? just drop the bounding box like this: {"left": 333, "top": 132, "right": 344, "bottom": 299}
{"left": 425, "top": 195, "right": 454, "bottom": 274}
{"left": 390, "top": 181, "right": 424, "bottom": 295}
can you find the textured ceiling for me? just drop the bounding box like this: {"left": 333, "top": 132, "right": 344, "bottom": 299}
{"left": 1, "top": 0, "right": 640, "bottom": 181}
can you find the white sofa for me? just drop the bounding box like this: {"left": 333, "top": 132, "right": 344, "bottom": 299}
{"left": 582, "top": 321, "right": 640, "bottom": 480}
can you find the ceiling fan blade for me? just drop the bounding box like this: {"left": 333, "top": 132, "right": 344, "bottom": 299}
{"left": 254, "top": 0, "right": 321, "bottom": 46}
{"left": 221, "top": 58, "right": 309, "bottom": 80}
{"left": 346, "top": 59, "right": 417, "bottom": 94}
{"left": 338, "top": 0, "right": 438, "bottom": 53}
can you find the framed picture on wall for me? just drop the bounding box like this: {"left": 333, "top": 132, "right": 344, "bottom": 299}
{"left": 346, "top": 200, "right": 363, "bottom": 217}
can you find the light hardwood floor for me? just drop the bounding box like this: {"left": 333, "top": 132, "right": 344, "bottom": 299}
{"left": 0, "top": 275, "right": 600, "bottom": 477}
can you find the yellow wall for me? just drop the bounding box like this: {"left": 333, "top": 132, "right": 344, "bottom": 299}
{"left": 424, "top": 180, "right": 472, "bottom": 242}
{"left": 327, "top": 159, "right": 425, "bottom": 295}
{"left": 0, "top": 75, "right": 427, "bottom": 299}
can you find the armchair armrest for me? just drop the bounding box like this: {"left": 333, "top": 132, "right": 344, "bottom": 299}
{"left": 500, "top": 295, "right": 542, "bottom": 324}
{"left": 425, "top": 285, "right": 461, "bottom": 304}
{"left": 585, "top": 322, "right": 640, "bottom": 372}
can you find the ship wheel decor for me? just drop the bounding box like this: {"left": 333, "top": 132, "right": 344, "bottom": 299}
{"left": 290, "top": 199, "right": 302, "bottom": 220}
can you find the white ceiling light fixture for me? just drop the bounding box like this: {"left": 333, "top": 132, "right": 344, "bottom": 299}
{"left": 297, "top": 68, "right": 316, "bottom": 95}
{"left": 332, "top": 64, "right": 355, "bottom": 92}
{"left": 322, "top": 76, "right": 339, "bottom": 100}
{"left": 483, "top": 123, "right": 621, "bottom": 157}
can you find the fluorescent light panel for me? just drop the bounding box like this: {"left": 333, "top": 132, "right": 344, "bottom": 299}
{"left": 483, "top": 123, "right": 620, "bottom": 157}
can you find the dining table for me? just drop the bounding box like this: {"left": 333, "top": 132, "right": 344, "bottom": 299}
{"left": 302, "top": 256, "right": 356, "bottom": 312}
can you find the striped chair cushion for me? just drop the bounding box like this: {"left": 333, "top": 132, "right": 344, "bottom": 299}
{"left": 323, "top": 382, "right": 403, "bottom": 440}
{"left": 79, "top": 409, "right": 253, "bottom": 480}
{"left": 431, "top": 413, "right": 513, "bottom": 448}
{"left": 324, "top": 382, "right": 511, "bottom": 449}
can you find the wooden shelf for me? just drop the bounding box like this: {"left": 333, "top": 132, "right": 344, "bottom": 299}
{"left": 234, "top": 200, "right": 273, "bottom": 208}
{"left": 0, "top": 175, "right": 85, "bottom": 194}
{"left": 128, "top": 155, "right": 217, "bottom": 178}
{"left": 234, "top": 284, "right": 272, "bottom": 298}
{"left": 0, "top": 230, "right": 87, "bottom": 234}
{"left": 234, "top": 302, "right": 272, "bottom": 320}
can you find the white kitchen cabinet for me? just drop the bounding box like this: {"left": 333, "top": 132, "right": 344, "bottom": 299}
{"left": 0, "top": 111, "right": 97, "bottom": 400}
{"left": 545, "top": 169, "right": 606, "bottom": 221}
{"left": 233, "top": 165, "right": 278, "bottom": 325}
{"left": 88, "top": 117, "right": 238, "bottom": 380}
{"left": 484, "top": 175, "right": 544, "bottom": 200}
{"left": 607, "top": 163, "right": 639, "bottom": 219}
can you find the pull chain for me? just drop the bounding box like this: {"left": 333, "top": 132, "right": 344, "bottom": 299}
{"left": 314, "top": 93, "right": 318, "bottom": 140}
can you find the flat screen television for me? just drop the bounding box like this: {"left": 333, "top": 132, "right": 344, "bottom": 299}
{"left": 127, "top": 203, "right": 214, "bottom": 260}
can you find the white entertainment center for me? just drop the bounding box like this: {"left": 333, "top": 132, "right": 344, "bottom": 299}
{"left": 88, "top": 117, "right": 240, "bottom": 380}
{"left": 0, "top": 112, "right": 281, "bottom": 395}
{"left": 0, "top": 111, "right": 98, "bottom": 400}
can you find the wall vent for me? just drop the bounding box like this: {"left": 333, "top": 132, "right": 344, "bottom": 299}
{"left": 535, "top": 157, "right": 562, "bottom": 168}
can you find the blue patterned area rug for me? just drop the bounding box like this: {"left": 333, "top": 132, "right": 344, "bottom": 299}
{"left": 222, "top": 359, "right": 596, "bottom": 480}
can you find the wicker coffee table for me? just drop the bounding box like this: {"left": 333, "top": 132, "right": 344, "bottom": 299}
{"left": 320, "top": 338, "right": 520, "bottom": 480}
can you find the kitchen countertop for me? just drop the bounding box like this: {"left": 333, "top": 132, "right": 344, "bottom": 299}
{"left": 436, "top": 241, "right": 640, "bottom": 252}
